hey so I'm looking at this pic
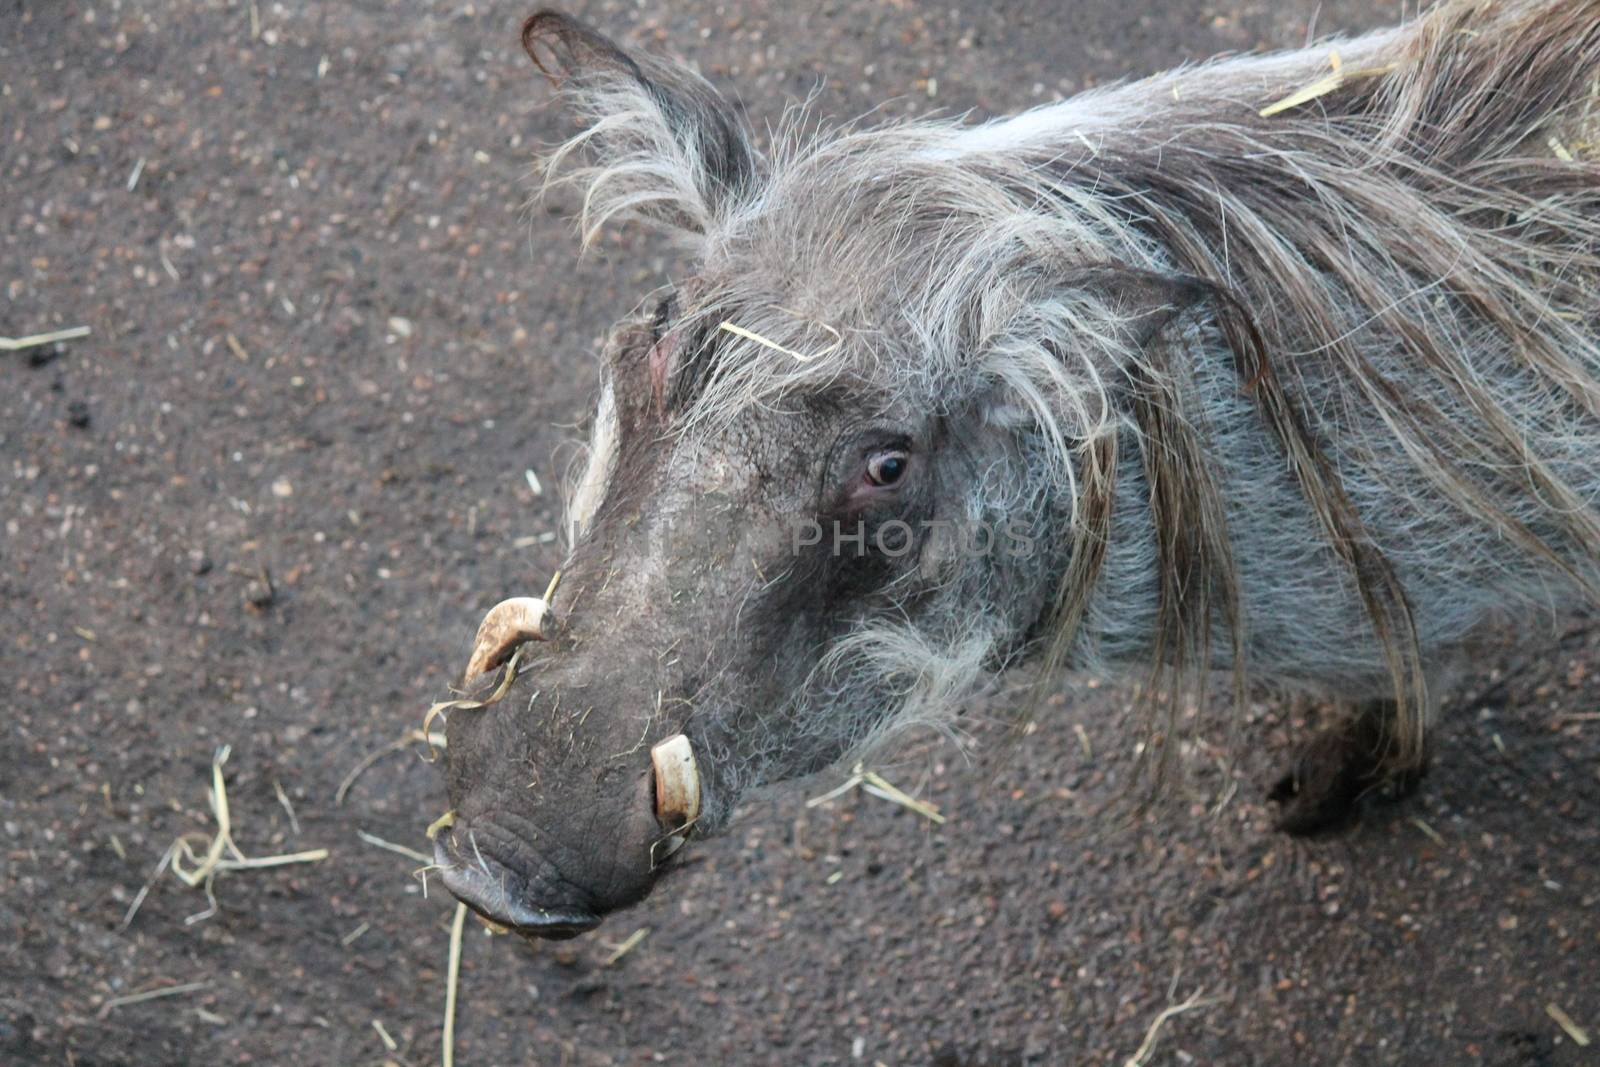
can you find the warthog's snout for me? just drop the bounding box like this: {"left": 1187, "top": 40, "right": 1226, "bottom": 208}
{"left": 434, "top": 754, "right": 674, "bottom": 938}
{"left": 433, "top": 824, "right": 601, "bottom": 939}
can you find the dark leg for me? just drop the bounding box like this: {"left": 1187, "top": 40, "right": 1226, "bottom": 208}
{"left": 1268, "top": 698, "right": 1428, "bottom": 836}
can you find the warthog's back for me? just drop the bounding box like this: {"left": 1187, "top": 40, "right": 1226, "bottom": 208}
{"left": 993, "top": 0, "right": 1600, "bottom": 714}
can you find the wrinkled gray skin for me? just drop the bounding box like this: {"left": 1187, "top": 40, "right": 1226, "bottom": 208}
{"left": 436, "top": 4, "right": 1600, "bottom": 936}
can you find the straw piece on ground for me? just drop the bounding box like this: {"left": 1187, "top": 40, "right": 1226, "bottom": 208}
{"left": 97, "top": 981, "right": 208, "bottom": 1019}
{"left": 1409, "top": 816, "right": 1446, "bottom": 847}
{"left": 805, "top": 767, "right": 865, "bottom": 808}
{"left": 137, "top": 746, "right": 329, "bottom": 927}
{"left": 357, "top": 829, "right": 433, "bottom": 865}
{"left": 1122, "top": 989, "right": 1221, "bottom": 1067}
{"left": 443, "top": 902, "right": 468, "bottom": 1067}
{"left": 272, "top": 779, "right": 300, "bottom": 835}
{"left": 0, "top": 325, "right": 92, "bottom": 351}
{"left": 860, "top": 771, "right": 945, "bottom": 824}
{"left": 371, "top": 1018, "right": 399, "bottom": 1052}
{"left": 603, "top": 927, "right": 649, "bottom": 966}
{"left": 118, "top": 840, "right": 179, "bottom": 931}
{"left": 335, "top": 728, "right": 447, "bottom": 805}
{"left": 1546, "top": 1002, "right": 1591, "bottom": 1046}
{"left": 805, "top": 762, "right": 945, "bottom": 824}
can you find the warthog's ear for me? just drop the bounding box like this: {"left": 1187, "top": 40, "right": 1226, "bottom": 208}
{"left": 978, "top": 265, "right": 1242, "bottom": 440}
{"left": 1074, "top": 266, "right": 1223, "bottom": 349}
{"left": 523, "top": 10, "right": 762, "bottom": 244}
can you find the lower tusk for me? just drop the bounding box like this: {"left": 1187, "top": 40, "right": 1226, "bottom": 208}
{"left": 465, "top": 596, "right": 548, "bottom": 681}
{"left": 651, "top": 733, "right": 701, "bottom": 833}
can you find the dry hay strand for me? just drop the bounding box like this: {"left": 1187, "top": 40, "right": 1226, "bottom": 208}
{"left": 335, "top": 727, "right": 448, "bottom": 805}
{"left": 95, "top": 980, "right": 208, "bottom": 1020}
{"left": 356, "top": 829, "right": 433, "bottom": 865}
{"left": 123, "top": 745, "right": 329, "bottom": 928}
{"left": 1259, "top": 62, "right": 1399, "bottom": 117}
{"left": 805, "top": 761, "right": 946, "bottom": 824}
{"left": 425, "top": 810, "right": 457, "bottom": 840}
{"left": 416, "top": 644, "right": 531, "bottom": 763}
{"left": 602, "top": 927, "right": 649, "bottom": 967}
{"left": 371, "top": 1017, "right": 398, "bottom": 1052}
{"left": 1122, "top": 988, "right": 1222, "bottom": 1067}
{"left": 443, "top": 901, "right": 468, "bottom": 1067}
{"left": 716, "top": 311, "right": 843, "bottom": 364}
{"left": 1546, "top": 1003, "right": 1591, "bottom": 1047}
{"left": 0, "top": 325, "right": 91, "bottom": 351}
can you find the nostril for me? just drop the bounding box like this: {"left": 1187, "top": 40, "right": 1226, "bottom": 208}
{"left": 432, "top": 836, "right": 600, "bottom": 940}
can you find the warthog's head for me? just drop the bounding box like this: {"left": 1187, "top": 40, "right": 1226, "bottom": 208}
{"left": 436, "top": 10, "right": 1207, "bottom": 936}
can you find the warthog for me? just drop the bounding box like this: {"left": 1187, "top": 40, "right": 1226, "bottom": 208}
{"left": 434, "top": 1, "right": 1600, "bottom": 937}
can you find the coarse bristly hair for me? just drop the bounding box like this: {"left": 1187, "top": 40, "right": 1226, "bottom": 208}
{"left": 535, "top": 0, "right": 1600, "bottom": 791}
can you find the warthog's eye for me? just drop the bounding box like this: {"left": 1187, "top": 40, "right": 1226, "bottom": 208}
{"left": 865, "top": 450, "right": 909, "bottom": 488}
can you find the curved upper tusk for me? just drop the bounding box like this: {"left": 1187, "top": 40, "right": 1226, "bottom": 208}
{"left": 465, "top": 596, "right": 548, "bottom": 681}
{"left": 651, "top": 733, "right": 701, "bottom": 832}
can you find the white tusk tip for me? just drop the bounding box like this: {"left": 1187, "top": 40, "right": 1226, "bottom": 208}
{"left": 651, "top": 733, "right": 700, "bottom": 832}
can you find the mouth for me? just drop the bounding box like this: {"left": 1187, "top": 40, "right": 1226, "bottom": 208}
{"left": 432, "top": 837, "right": 601, "bottom": 940}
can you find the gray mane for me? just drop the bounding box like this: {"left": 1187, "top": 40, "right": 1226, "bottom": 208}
{"left": 545, "top": 0, "right": 1600, "bottom": 780}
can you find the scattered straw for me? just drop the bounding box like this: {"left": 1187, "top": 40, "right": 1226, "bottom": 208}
{"left": 1547, "top": 1003, "right": 1591, "bottom": 1047}
{"left": 97, "top": 981, "right": 208, "bottom": 1019}
{"left": 143, "top": 746, "right": 330, "bottom": 926}
{"left": 1409, "top": 816, "right": 1446, "bottom": 847}
{"left": 119, "top": 840, "right": 179, "bottom": 931}
{"left": 1122, "top": 989, "right": 1221, "bottom": 1067}
{"left": 443, "top": 902, "right": 468, "bottom": 1067}
{"left": 340, "top": 921, "right": 370, "bottom": 947}
{"left": 716, "top": 317, "right": 841, "bottom": 364}
{"left": 805, "top": 762, "right": 946, "bottom": 824}
{"left": 1259, "top": 63, "right": 1398, "bottom": 118}
{"left": 0, "top": 325, "right": 91, "bottom": 352}
{"left": 272, "top": 779, "right": 300, "bottom": 835}
{"left": 371, "top": 1018, "right": 399, "bottom": 1052}
{"left": 335, "top": 728, "right": 447, "bottom": 805}
{"left": 357, "top": 829, "right": 433, "bottom": 865}
{"left": 1548, "top": 136, "right": 1576, "bottom": 163}
{"left": 603, "top": 927, "right": 649, "bottom": 966}
{"left": 1074, "top": 722, "right": 1094, "bottom": 760}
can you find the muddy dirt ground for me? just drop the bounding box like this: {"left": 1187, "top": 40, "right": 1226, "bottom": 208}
{"left": 4, "top": 1, "right": 1598, "bottom": 1064}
